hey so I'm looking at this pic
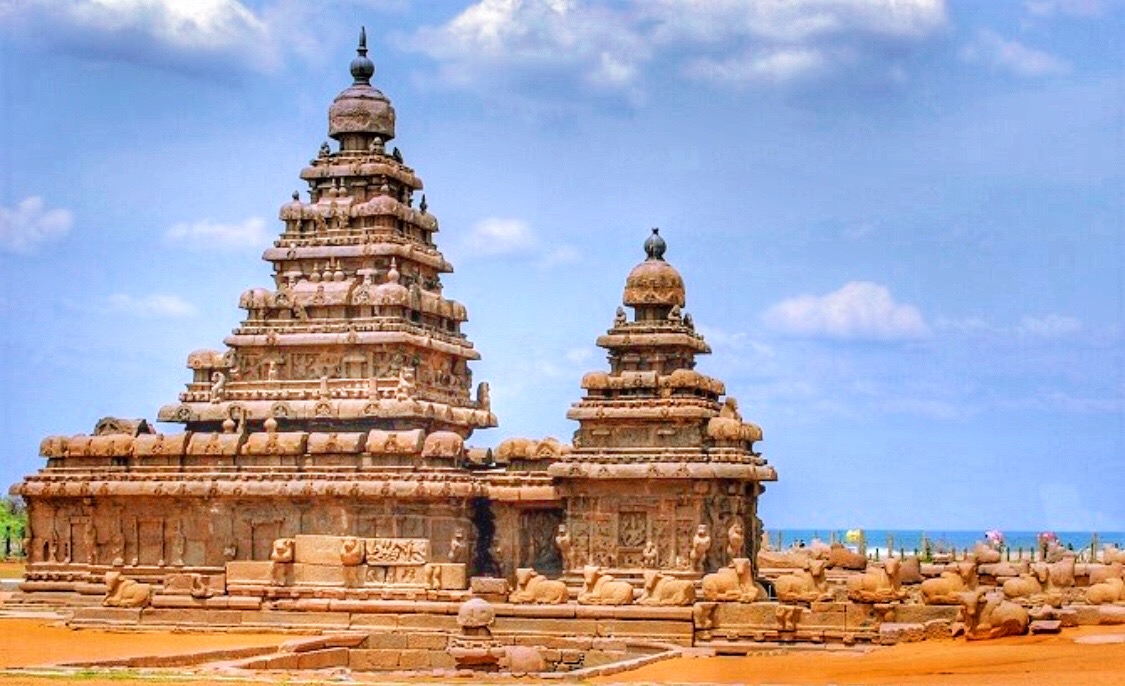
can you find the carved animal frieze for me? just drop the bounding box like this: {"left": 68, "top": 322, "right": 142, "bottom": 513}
{"left": 422, "top": 430, "right": 465, "bottom": 458}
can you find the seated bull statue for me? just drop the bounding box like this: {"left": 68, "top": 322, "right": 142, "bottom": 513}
{"left": 846, "top": 557, "right": 905, "bottom": 603}
{"left": 638, "top": 569, "right": 696, "bottom": 606}
{"left": 971, "top": 540, "right": 1002, "bottom": 564}
{"left": 960, "top": 589, "right": 1029, "bottom": 640}
{"left": 104, "top": 571, "right": 152, "bottom": 608}
{"left": 921, "top": 559, "right": 978, "bottom": 605}
{"left": 1002, "top": 566, "right": 1045, "bottom": 602}
{"left": 508, "top": 568, "right": 568, "bottom": 604}
{"left": 701, "top": 558, "right": 760, "bottom": 602}
{"left": 1086, "top": 563, "right": 1124, "bottom": 605}
{"left": 1103, "top": 544, "right": 1125, "bottom": 565}
{"left": 828, "top": 542, "right": 867, "bottom": 571}
{"left": 774, "top": 558, "right": 831, "bottom": 603}
{"left": 577, "top": 566, "right": 634, "bottom": 605}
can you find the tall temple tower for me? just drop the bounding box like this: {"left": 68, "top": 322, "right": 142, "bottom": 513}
{"left": 13, "top": 36, "right": 774, "bottom": 603}
{"left": 157, "top": 28, "right": 494, "bottom": 437}
{"left": 550, "top": 229, "right": 776, "bottom": 575}
{"left": 17, "top": 32, "right": 508, "bottom": 579}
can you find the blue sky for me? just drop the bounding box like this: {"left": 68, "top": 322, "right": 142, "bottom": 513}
{"left": 0, "top": 0, "right": 1121, "bottom": 531}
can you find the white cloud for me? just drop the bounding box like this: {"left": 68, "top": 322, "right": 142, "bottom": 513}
{"left": 105, "top": 293, "right": 198, "bottom": 318}
{"left": 403, "top": 0, "right": 947, "bottom": 98}
{"left": 463, "top": 217, "right": 537, "bottom": 257}
{"left": 960, "top": 30, "right": 1070, "bottom": 78}
{"left": 0, "top": 196, "right": 73, "bottom": 254}
{"left": 763, "top": 281, "right": 931, "bottom": 341}
{"left": 1016, "top": 314, "right": 1082, "bottom": 338}
{"left": 0, "top": 0, "right": 400, "bottom": 75}
{"left": 165, "top": 217, "right": 270, "bottom": 249}
{"left": 458, "top": 216, "right": 580, "bottom": 267}
{"left": 685, "top": 47, "right": 827, "bottom": 86}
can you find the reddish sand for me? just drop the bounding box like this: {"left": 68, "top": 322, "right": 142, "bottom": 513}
{"left": 0, "top": 614, "right": 1122, "bottom": 685}
{"left": 0, "top": 618, "right": 293, "bottom": 669}
{"left": 598, "top": 625, "right": 1125, "bottom": 685}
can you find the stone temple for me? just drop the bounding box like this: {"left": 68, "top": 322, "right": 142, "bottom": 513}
{"left": 13, "top": 33, "right": 1125, "bottom": 663}
{"left": 13, "top": 32, "right": 775, "bottom": 606}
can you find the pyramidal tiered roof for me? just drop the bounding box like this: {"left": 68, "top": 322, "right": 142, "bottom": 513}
{"left": 157, "top": 29, "right": 495, "bottom": 437}
{"left": 550, "top": 229, "right": 776, "bottom": 481}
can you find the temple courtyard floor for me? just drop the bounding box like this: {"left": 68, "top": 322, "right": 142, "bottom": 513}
{"left": 1, "top": 564, "right": 1123, "bottom": 685}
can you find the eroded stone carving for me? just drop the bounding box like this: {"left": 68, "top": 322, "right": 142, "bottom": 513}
{"left": 846, "top": 557, "right": 905, "bottom": 603}
{"left": 638, "top": 570, "right": 695, "bottom": 606}
{"left": 774, "top": 558, "right": 831, "bottom": 603}
{"left": 507, "top": 568, "right": 568, "bottom": 604}
{"left": 702, "top": 558, "right": 759, "bottom": 602}
{"left": 577, "top": 566, "right": 634, "bottom": 605}
{"left": 104, "top": 571, "right": 152, "bottom": 608}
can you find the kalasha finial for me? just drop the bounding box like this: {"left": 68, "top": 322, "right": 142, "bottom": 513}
{"left": 350, "top": 26, "right": 375, "bottom": 85}
{"left": 644, "top": 227, "right": 666, "bottom": 261}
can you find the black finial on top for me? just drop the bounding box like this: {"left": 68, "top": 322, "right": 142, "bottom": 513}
{"left": 644, "top": 227, "right": 666, "bottom": 261}
{"left": 350, "top": 26, "right": 375, "bottom": 85}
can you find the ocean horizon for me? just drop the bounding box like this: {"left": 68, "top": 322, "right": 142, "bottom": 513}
{"left": 771, "top": 529, "right": 1125, "bottom": 555}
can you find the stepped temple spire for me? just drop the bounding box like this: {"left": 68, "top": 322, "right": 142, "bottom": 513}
{"left": 550, "top": 230, "right": 775, "bottom": 572}
{"left": 14, "top": 39, "right": 775, "bottom": 613}
{"left": 157, "top": 39, "right": 494, "bottom": 437}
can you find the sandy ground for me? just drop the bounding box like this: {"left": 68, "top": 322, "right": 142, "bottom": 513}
{"left": 0, "top": 563, "right": 23, "bottom": 580}
{"left": 0, "top": 618, "right": 294, "bottom": 669}
{"left": 596, "top": 625, "right": 1125, "bottom": 686}
{"left": 0, "top": 599, "right": 1122, "bottom": 685}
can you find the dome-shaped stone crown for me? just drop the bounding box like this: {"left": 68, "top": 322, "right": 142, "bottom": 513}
{"left": 328, "top": 27, "right": 396, "bottom": 142}
{"left": 623, "top": 228, "right": 686, "bottom": 308}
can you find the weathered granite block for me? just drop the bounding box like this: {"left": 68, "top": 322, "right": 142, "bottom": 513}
{"left": 365, "top": 632, "right": 407, "bottom": 649}
{"left": 426, "top": 563, "right": 467, "bottom": 590}
{"left": 879, "top": 622, "right": 925, "bottom": 643}
{"left": 893, "top": 604, "right": 960, "bottom": 624}
{"left": 225, "top": 561, "right": 274, "bottom": 584}
{"left": 407, "top": 633, "right": 449, "bottom": 650}
{"left": 294, "top": 562, "right": 347, "bottom": 586}
{"left": 297, "top": 648, "right": 350, "bottom": 670}
{"left": 294, "top": 535, "right": 353, "bottom": 566}
{"left": 350, "top": 649, "right": 400, "bottom": 670}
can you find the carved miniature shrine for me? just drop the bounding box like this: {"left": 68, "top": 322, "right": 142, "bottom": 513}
{"left": 10, "top": 31, "right": 1125, "bottom": 671}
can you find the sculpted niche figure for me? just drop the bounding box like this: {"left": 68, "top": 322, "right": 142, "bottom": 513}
{"left": 726, "top": 519, "right": 744, "bottom": 559}
{"left": 690, "top": 524, "right": 711, "bottom": 572}
{"left": 554, "top": 524, "right": 572, "bottom": 570}
{"left": 449, "top": 529, "right": 467, "bottom": 564}
{"left": 642, "top": 540, "right": 658, "bottom": 569}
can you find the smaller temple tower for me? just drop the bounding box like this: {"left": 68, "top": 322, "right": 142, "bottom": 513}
{"left": 550, "top": 229, "right": 776, "bottom": 576}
